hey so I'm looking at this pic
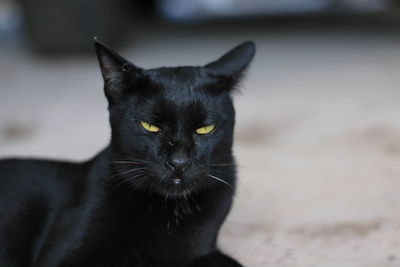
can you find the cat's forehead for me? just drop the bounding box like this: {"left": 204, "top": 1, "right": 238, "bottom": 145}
{"left": 145, "top": 66, "right": 214, "bottom": 96}
{"left": 135, "top": 67, "right": 228, "bottom": 123}
{"left": 144, "top": 89, "right": 219, "bottom": 125}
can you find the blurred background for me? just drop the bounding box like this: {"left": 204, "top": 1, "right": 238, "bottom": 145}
{"left": 1, "top": 0, "right": 400, "bottom": 266}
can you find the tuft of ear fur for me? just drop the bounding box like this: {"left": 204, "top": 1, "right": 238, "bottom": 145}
{"left": 94, "top": 38, "right": 142, "bottom": 104}
{"left": 205, "top": 41, "right": 255, "bottom": 93}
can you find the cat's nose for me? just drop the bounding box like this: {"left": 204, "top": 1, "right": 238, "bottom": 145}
{"left": 167, "top": 154, "right": 189, "bottom": 172}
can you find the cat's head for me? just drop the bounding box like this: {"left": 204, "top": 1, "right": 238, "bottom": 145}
{"left": 95, "top": 40, "right": 255, "bottom": 196}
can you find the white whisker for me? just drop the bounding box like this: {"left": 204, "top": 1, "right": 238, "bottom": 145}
{"left": 206, "top": 174, "right": 234, "bottom": 190}
{"left": 108, "top": 167, "right": 146, "bottom": 179}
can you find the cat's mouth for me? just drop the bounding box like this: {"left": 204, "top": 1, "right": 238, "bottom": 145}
{"left": 171, "top": 177, "right": 182, "bottom": 185}
{"left": 156, "top": 174, "right": 197, "bottom": 196}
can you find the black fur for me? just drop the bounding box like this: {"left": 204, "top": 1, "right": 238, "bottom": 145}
{"left": 0, "top": 40, "right": 255, "bottom": 267}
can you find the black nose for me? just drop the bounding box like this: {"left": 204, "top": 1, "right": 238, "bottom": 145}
{"left": 167, "top": 154, "right": 189, "bottom": 172}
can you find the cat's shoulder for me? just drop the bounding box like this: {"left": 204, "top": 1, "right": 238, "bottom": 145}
{"left": 0, "top": 157, "right": 89, "bottom": 188}
{"left": 0, "top": 157, "right": 84, "bottom": 173}
{"left": 0, "top": 157, "right": 92, "bottom": 215}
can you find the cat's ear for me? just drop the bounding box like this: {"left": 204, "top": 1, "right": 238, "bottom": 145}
{"left": 94, "top": 38, "right": 142, "bottom": 104}
{"left": 205, "top": 41, "right": 255, "bottom": 93}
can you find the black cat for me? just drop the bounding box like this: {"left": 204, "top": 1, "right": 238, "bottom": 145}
{"left": 0, "top": 40, "right": 255, "bottom": 267}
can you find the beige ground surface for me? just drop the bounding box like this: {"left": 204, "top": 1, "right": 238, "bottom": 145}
{"left": 1, "top": 22, "right": 400, "bottom": 266}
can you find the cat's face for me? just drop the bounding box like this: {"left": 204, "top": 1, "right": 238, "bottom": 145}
{"left": 95, "top": 40, "right": 255, "bottom": 196}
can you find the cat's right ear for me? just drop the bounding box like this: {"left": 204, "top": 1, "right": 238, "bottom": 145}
{"left": 94, "top": 38, "right": 142, "bottom": 104}
{"left": 204, "top": 41, "right": 255, "bottom": 94}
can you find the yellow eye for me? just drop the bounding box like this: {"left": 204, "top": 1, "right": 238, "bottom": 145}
{"left": 196, "top": 125, "right": 215, "bottom": 135}
{"left": 139, "top": 121, "right": 160, "bottom": 133}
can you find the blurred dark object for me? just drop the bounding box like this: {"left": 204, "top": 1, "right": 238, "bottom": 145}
{"left": 157, "top": 0, "right": 391, "bottom": 21}
{"left": 2, "top": 0, "right": 399, "bottom": 55}
{"left": 18, "top": 0, "right": 154, "bottom": 54}
{"left": 0, "top": 0, "right": 22, "bottom": 49}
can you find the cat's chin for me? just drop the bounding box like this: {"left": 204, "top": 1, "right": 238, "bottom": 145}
{"left": 155, "top": 183, "right": 192, "bottom": 197}
{"left": 151, "top": 178, "right": 200, "bottom": 198}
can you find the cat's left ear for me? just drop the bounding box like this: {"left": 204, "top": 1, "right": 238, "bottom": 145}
{"left": 205, "top": 41, "right": 255, "bottom": 92}
{"left": 94, "top": 38, "right": 142, "bottom": 104}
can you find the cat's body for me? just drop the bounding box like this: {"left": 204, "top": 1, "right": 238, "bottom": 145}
{"left": 0, "top": 40, "right": 255, "bottom": 267}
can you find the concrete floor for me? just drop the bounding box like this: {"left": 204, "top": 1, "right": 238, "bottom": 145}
{"left": 1, "top": 20, "right": 400, "bottom": 266}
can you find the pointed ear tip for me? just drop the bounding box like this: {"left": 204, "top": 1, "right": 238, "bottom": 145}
{"left": 240, "top": 40, "right": 256, "bottom": 56}
{"left": 93, "top": 38, "right": 108, "bottom": 51}
{"left": 93, "top": 37, "right": 100, "bottom": 45}
{"left": 242, "top": 40, "right": 255, "bottom": 48}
